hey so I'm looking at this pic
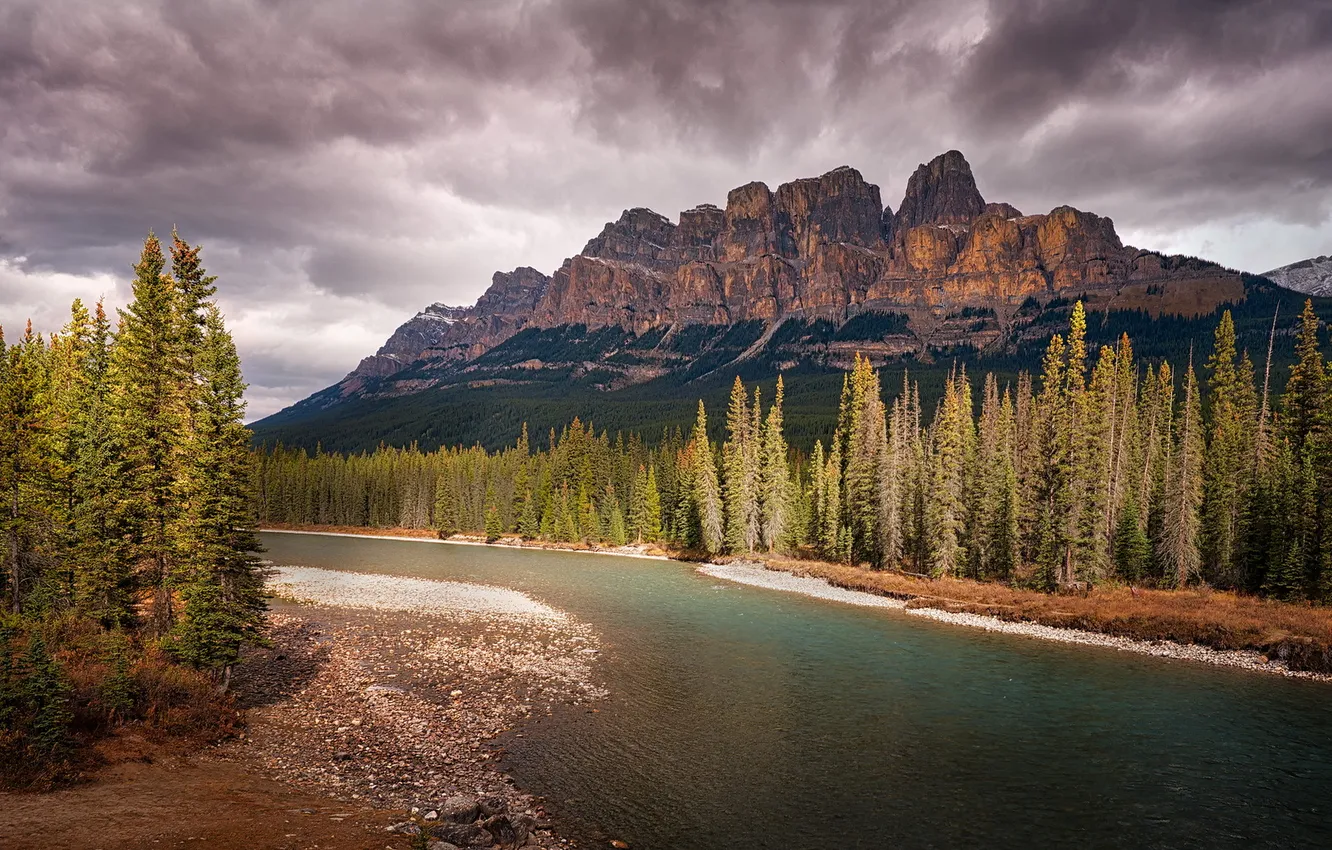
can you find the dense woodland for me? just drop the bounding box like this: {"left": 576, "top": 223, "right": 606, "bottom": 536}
{"left": 0, "top": 234, "right": 262, "bottom": 785}
{"left": 257, "top": 300, "right": 1332, "bottom": 601}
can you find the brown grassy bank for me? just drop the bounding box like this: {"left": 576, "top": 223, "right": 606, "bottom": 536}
{"left": 767, "top": 557, "right": 1332, "bottom": 674}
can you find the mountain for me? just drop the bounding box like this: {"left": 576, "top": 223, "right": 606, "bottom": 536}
{"left": 255, "top": 150, "right": 1288, "bottom": 451}
{"left": 1263, "top": 255, "right": 1332, "bottom": 298}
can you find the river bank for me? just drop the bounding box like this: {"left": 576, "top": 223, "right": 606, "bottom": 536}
{"left": 1, "top": 563, "right": 606, "bottom": 850}
{"left": 247, "top": 566, "right": 606, "bottom": 847}
{"left": 262, "top": 524, "right": 1332, "bottom": 680}
{"left": 700, "top": 562, "right": 1331, "bottom": 680}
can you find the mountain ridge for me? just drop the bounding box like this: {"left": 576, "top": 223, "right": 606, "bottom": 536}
{"left": 267, "top": 150, "right": 1249, "bottom": 423}
{"left": 1264, "top": 255, "right": 1332, "bottom": 298}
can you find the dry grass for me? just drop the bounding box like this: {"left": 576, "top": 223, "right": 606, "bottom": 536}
{"left": 765, "top": 556, "right": 1332, "bottom": 672}
{"left": 2, "top": 615, "right": 240, "bottom": 790}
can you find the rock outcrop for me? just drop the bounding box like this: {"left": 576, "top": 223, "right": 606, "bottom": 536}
{"left": 323, "top": 150, "right": 1244, "bottom": 406}
{"left": 1263, "top": 255, "right": 1332, "bottom": 297}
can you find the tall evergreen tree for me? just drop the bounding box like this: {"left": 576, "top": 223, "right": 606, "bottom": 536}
{"left": 109, "top": 234, "right": 189, "bottom": 633}
{"left": 759, "top": 376, "right": 791, "bottom": 552}
{"left": 1163, "top": 353, "right": 1204, "bottom": 588}
{"left": 170, "top": 307, "right": 265, "bottom": 687}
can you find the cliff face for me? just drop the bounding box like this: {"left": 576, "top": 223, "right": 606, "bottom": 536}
{"left": 321, "top": 150, "right": 1244, "bottom": 406}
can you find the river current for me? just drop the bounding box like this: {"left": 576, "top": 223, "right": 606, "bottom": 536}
{"left": 260, "top": 532, "right": 1332, "bottom": 850}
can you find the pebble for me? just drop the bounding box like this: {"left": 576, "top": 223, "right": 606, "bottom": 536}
{"left": 230, "top": 567, "right": 606, "bottom": 850}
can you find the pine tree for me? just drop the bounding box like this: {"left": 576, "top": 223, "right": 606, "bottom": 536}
{"left": 722, "top": 377, "right": 756, "bottom": 553}
{"left": 689, "top": 402, "right": 724, "bottom": 554}
{"left": 109, "top": 234, "right": 189, "bottom": 633}
{"left": 759, "top": 376, "right": 791, "bottom": 552}
{"left": 1113, "top": 494, "right": 1150, "bottom": 583}
{"left": 1201, "top": 311, "right": 1254, "bottom": 587}
{"left": 1163, "top": 353, "right": 1204, "bottom": 588}
{"left": 643, "top": 465, "right": 663, "bottom": 543}
{"left": 170, "top": 306, "right": 265, "bottom": 686}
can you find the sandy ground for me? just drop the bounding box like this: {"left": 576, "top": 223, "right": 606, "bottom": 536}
{"left": 700, "top": 561, "right": 1332, "bottom": 681}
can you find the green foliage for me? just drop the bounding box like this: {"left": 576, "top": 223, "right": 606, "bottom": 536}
{"left": 0, "top": 233, "right": 263, "bottom": 781}
{"left": 258, "top": 299, "right": 1332, "bottom": 605}
{"left": 19, "top": 633, "right": 73, "bottom": 758}
{"left": 1113, "top": 497, "right": 1151, "bottom": 583}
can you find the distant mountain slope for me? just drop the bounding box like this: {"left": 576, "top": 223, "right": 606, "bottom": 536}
{"left": 252, "top": 279, "right": 1324, "bottom": 455}
{"left": 1263, "top": 255, "right": 1332, "bottom": 297}
{"left": 258, "top": 148, "right": 1252, "bottom": 437}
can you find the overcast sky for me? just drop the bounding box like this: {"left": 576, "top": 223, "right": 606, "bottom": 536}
{"left": 2, "top": 0, "right": 1330, "bottom": 420}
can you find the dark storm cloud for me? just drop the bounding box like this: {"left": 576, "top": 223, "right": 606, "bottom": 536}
{"left": 1, "top": 0, "right": 1329, "bottom": 417}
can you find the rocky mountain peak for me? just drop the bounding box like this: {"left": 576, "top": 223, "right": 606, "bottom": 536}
{"left": 306, "top": 149, "right": 1246, "bottom": 413}
{"left": 1263, "top": 255, "right": 1332, "bottom": 297}
{"left": 894, "top": 149, "right": 986, "bottom": 233}
{"left": 581, "top": 207, "right": 678, "bottom": 270}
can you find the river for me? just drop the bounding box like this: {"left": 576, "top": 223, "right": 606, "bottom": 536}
{"left": 259, "top": 532, "right": 1332, "bottom": 850}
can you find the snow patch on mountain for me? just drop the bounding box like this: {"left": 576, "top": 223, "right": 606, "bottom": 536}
{"left": 1262, "top": 255, "right": 1332, "bottom": 297}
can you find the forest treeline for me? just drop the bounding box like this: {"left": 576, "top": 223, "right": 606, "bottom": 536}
{"left": 1, "top": 234, "right": 262, "bottom": 786}
{"left": 255, "top": 299, "right": 1332, "bottom": 602}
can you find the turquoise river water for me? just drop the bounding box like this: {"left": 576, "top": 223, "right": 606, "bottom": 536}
{"left": 259, "top": 532, "right": 1332, "bottom": 850}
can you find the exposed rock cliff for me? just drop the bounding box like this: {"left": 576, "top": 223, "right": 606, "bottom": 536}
{"left": 321, "top": 150, "right": 1244, "bottom": 408}
{"left": 1263, "top": 255, "right": 1332, "bottom": 297}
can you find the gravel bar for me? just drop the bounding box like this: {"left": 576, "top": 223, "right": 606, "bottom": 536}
{"left": 268, "top": 564, "right": 563, "bottom": 618}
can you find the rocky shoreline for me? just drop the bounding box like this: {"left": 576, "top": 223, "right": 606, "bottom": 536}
{"left": 232, "top": 565, "right": 607, "bottom": 848}
{"left": 700, "top": 561, "right": 1332, "bottom": 681}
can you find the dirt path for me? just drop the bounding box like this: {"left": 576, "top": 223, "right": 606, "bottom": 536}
{"left": 0, "top": 751, "right": 397, "bottom": 850}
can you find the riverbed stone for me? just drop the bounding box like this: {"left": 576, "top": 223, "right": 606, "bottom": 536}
{"left": 440, "top": 794, "right": 482, "bottom": 823}
{"left": 429, "top": 821, "right": 491, "bottom": 846}
{"left": 477, "top": 795, "right": 508, "bottom": 817}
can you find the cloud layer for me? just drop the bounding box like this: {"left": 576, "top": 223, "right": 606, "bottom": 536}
{"left": 2, "top": 0, "right": 1329, "bottom": 418}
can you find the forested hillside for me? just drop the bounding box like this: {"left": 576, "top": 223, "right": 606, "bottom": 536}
{"left": 251, "top": 279, "right": 1326, "bottom": 455}
{"left": 257, "top": 300, "right": 1332, "bottom": 601}
{"left": 0, "top": 234, "right": 263, "bottom": 787}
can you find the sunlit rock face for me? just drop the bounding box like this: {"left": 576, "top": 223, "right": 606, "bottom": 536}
{"left": 322, "top": 150, "right": 1244, "bottom": 405}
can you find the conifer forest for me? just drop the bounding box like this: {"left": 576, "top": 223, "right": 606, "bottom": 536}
{"left": 256, "top": 299, "right": 1332, "bottom": 603}
{"left": 0, "top": 234, "right": 262, "bottom": 785}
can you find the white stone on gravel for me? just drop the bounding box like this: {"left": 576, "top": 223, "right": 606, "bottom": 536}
{"left": 699, "top": 561, "right": 907, "bottom": 610}
{"left": 267, "top": 565, "right": 563, "bottom": 619}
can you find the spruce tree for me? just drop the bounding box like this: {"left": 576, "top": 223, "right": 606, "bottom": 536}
{"left": 1113, "top": 494, "right": 1150, "bottom": 583}
{"left": 759, "top": 376, "right": 791, "bottom": 552}
{"left": 643, "top": 465, "right": 663, "bottom": 543}
{"left": 689, "top": 402, "right": 723, "bottom": 553}
{"left": 109, "top": 234, "right": 189, "bottom": 633}
{"left": 1282, "top": 300, "right": 1328, "bottom": 451}
{"left": 1201, "top": 311, "right": 1253, "bottom": 588}
{"left": 170, "top": 306, "right": 265, "bottom": 686}
{"left": 1163, "top": 353, "right": 1204, "bottom": 588}
{"left": 19, "top": 633, "right": 72, "bottom": 758}
{"left": 927, "top": 368, "right": 968, "bottom": 577}
{"left": 844, "top": 356, "right": 890, "bottom": 565}
{"left": 0, "top": 322, "right": 56, "bottom": 615}
{"left": 722, "top": 377, "right": 755, "bottom": 553}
